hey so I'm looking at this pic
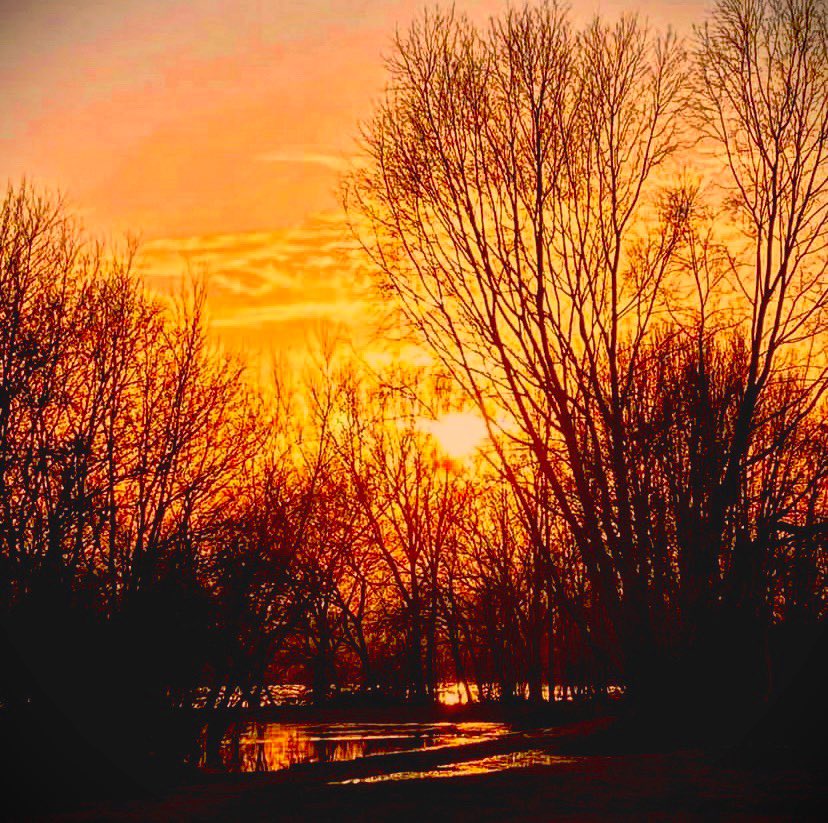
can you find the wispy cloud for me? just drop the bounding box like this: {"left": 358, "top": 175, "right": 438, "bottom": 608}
{"left": 256, "top": 149, "right": 351, "bottom": 172}
{"left": 210, "top": 299, "right": 369, "bottom": 329}
{"left": 134, "top": 211, "right": 377, "bottom": 350}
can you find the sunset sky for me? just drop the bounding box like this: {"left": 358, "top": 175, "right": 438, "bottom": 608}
{"left": 1, "top": 0, "right": 708, "bottom": 355}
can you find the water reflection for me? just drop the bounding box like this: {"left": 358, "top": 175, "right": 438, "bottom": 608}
{"left": 437, "top": 683, "right": 624, "bottom": 705}
{"left": 193, "top": 682, "right": 623, "bottom": 709}
{"left": 213, "top": 721, "right": 509, "bottom": 773}
{"left": 336, "top": 750, "right": 581, "bottom": 783}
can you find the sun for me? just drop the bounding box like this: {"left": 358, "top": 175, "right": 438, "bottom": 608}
{"left": 420, "top": 411, "right": 488, "bottom": 461}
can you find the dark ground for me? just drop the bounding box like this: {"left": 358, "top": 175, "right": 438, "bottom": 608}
{"left": 8, "top": 708, "right": 825, "bottom": 823}
{"left": 36, "top": 756, "right": 828, "bottom": 822}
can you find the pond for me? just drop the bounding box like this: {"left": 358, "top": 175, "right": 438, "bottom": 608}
{"left": 210, "top": 721, "right": 510, "bottom": 773}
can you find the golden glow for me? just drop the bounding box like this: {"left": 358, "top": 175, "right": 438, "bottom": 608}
{"left": 420, "top": 412, "right": 488, "bottom": 461}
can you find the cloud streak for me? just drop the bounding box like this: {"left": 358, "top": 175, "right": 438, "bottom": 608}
{"left": 257, "top": 149, "right": 352, "bottom": 172}
{"left": 135, "top": 211, "right": 377, "bottom": 350}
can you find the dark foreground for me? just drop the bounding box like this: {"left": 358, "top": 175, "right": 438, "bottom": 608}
{"left": 23, "top": 714, "right": 827, "bottom": 822}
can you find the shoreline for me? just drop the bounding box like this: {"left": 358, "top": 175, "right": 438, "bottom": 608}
{"left": 26, "top": 710, "right": 826, "bottom": 822}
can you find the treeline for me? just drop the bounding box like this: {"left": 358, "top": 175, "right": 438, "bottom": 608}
{"left": 0, "top": 188, "right": 621, "bottom": 713}
{"left": 0, "top": 184, "right": 825, "bottom": 731}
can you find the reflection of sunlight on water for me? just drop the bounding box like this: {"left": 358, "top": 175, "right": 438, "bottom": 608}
{"left": 194, "top": 682, "right": 623, "bottom": 709}
{"left": 335, "top": 751, "right": 582, "bottom": 783}
{"left": 216, "top": 721, "right": 509, "bottom": 773}
{"left": 437, "top": 683, "right": 624, "bottom": 705}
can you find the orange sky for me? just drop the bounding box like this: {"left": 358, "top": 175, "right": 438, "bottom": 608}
{"left": 1, "top": 0, "right": 708, "bottom": 355}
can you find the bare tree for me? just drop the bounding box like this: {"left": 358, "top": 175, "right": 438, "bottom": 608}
{"left": 348, "top": 2, "right": 691, "bottom": 694}
{"left": 694, "top": 0, "right": 828, "bottom": 645}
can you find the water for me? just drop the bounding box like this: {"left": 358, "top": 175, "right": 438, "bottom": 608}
{"left": 212, "top": 721, "right": 510, "bottom": 773}
{"left": 335, "top": 751, "right": 582, "bottom": 783}
{"left": 194, "top": 682, "right": 623, "bottom": 709}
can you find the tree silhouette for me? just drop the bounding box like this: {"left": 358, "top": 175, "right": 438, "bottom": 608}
{"left": 348, "top": 0, "right": 828, "bottom": 710}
